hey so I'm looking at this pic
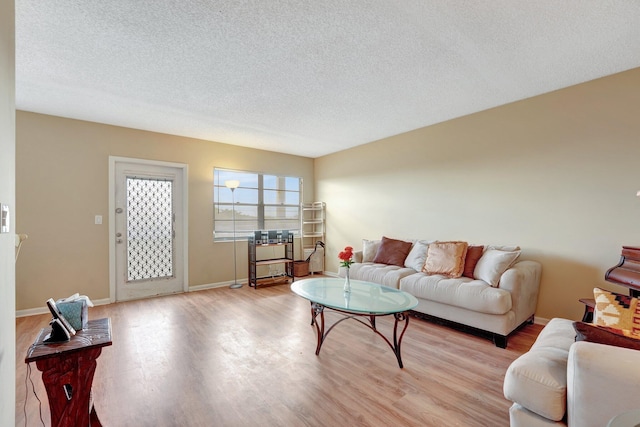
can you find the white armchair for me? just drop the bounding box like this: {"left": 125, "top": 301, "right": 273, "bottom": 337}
{"left": 504, "top": 318, "right": 640, "bottom": 427}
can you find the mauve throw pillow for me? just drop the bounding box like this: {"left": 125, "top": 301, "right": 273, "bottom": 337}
{"left": 463, "top": 245, "right": 484, "bottom": 278}
{"left": 372, "top": 236, "right": 413, "bottom": 266}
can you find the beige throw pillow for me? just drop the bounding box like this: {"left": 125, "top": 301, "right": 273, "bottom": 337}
{"left": 423, "top": 241, "right": 468, "bottom": 278}
{"left": 362, "top": 239, "right": 381, "bottom": 262}
{"left": 473, "top": 249, "right": 520, "bottom": 287}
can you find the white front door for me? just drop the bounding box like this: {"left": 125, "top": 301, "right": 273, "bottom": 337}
{"left": 111, "top": 159, "right": 187, "bottom": 301}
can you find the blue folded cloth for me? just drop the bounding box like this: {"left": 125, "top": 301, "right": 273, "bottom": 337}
{"left": 57, "top": 301, "right": 87, "bottom": 330}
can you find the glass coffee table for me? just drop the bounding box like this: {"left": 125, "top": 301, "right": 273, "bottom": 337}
{"left": 291, "top": 277, "right": 418, "bottom": 368}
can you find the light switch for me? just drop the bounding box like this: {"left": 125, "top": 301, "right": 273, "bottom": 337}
{"left": 95, "top": 215, "right": 103, "bottom": 225}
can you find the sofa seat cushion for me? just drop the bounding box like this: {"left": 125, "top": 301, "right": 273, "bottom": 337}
{"left": 503, "top": 318, "right": 576, "bottom": 422}
{"left": 399, "top": 273, "right": 512, "bottom": 315}
{"left": 347, "top": 262, "right": 417, "bottom": 289}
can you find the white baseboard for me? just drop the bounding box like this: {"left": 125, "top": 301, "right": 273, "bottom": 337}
{"left": 534, "top": 316, "right": 550, "bottom": 326}
{"left": 16, "top": 297, "right": 111, "bottom": 318}
{"left": 188, "top": 281, "right": 234, "bottom": 292}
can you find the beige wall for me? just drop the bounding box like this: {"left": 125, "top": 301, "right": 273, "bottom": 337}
{"left": 16, "top": 113, "right": 315, "bottom": 310}
{"left": 315, "top": 68, "right": 640, "bottom": 322}
{"left": 0, "top": 0, "right": 16, "bottom": 423}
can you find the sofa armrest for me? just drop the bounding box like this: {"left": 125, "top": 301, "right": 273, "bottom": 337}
{"left": 567, "top": 341, "right": 640, "bottom": 427}
{"left": 498, "top": 261, "right": 542, "bottom": 325}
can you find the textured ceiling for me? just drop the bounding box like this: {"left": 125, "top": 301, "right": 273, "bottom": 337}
{"left": 15, "top": 1, "right": 640, "bottom": 158}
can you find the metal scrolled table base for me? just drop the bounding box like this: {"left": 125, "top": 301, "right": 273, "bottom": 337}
{"left": 309, "top": 302, "right": 411, "bottom": 368}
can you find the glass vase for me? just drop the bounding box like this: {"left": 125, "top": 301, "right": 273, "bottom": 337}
{"left": 343, "top": 268, "right": 351, "bottom": 293}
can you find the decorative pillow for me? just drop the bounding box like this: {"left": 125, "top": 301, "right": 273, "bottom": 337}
{"left": 463, "top": 245, "right": 484, "bottom": 278}
{"left": 372, "top": 236, "right": 413, "bottom": 267}
{"left": 423, "top": 241, "right": 468, "bottom": 278}
{"left": 362, "top": 239, "right": 381, "bottom": 263}
{"left": 573, "top": 321, "right": 640, "bottom": 351}
{"left": 593, "top": 287, "right": 640, "bottom": 334}
{"left": 404, "top": 241, "right": 431, "bottom": 271}
{"left": 486, "top": 245, "right": 521, "bottom": 252}
{"left": 473, "top": 249, "right": 520, "bottom": 287}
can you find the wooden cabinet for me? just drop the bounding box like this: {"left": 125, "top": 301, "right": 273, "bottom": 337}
{"left": 247, "top": 232, "right": 294, "bottom": 288}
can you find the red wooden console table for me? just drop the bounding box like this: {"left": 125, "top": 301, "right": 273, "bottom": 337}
{"left": 25, "top": 317, "right": 112, "bottom": 427}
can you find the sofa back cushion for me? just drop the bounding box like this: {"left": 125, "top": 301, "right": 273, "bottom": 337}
{"left": 423, "top": 241, "right": 468, "bottom": 278}
{"left": 372, "top": 236, "right": 413, "bottom": 266}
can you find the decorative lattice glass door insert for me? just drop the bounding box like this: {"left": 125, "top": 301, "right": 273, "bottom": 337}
{"left": 126, "top": 177, "right": 174, "bottom": 281}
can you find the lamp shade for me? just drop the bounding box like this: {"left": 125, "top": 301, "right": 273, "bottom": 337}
{"left": 225, "top": 180, "right": 240, "bottom": 190}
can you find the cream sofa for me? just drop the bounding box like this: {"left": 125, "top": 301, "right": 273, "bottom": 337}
{"left": 338, "top": 238, "right": 542, "bottom": 348}
{"left": 504, "top": 318, "right": 640, "bottom": 426}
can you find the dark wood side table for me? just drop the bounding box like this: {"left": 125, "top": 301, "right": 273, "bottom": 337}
{"left": 25, "top": 317, "right": 112, "bottom": 427}
{"left": 579, "top": 298, "right": 596, "bottom": 323}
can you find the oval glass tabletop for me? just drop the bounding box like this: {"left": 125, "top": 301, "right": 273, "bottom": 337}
{"left": 291, "top": 277, "right": 418, "bottom": 314}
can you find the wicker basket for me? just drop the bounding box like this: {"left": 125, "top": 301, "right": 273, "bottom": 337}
{"left": 293, "top": 261, "right": 310, "bottom": 277}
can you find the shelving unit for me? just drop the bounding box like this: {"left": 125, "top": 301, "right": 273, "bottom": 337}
{"left": 301, "top": 202, "right": 325, "bottom": 273}
{"left": 247, "top": 232, "right": 294, "bottom": 288}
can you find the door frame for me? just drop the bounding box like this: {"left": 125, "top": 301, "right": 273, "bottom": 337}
{"left": 108, "top": 156, "right": 189, "bottom": 303}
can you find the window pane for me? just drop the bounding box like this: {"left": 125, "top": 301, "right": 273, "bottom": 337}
{"left": 264, "top": 190, "right": 300, "bottom": 205}
{"left": 216, "top": 170, "right": 259, "bottom": 189}
{"left": 285, "top": 177, "right": 300, "bottom": 191}
{"left": 264, "top": 206, "right": 300, "bottom": 220}
{"left": 215, "top": 220, "right": 259, "bottom": 239}
{"left": 286, "top": 191, "right": 300, "bottom": 205}
{"left": 264, "top": 175, "right": 300, "bottom": 191}
{"left": 265, "top": 219, "right": 300, "bottom": 230}
{"left": 234, "top": 205, "right": 258, "bottom": 220}
{"left": 263, "top": 175, "right": 278, "bottom": 189}
{"left": 215, "top": 204, "right": 258, "bottom": 220}
{"left": 214, "top": 205, "right": 234, "bottom": 220}
{"left": 216, "top": 188, "right": 259, "bottom": 204}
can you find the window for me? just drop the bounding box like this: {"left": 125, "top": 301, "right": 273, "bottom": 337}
{"left": 213, "top": 168, "right": 302, "bottom": 241}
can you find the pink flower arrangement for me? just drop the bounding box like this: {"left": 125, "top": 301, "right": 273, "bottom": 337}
{"left": 338, "top": 246, "right": 354, "bottom": 268}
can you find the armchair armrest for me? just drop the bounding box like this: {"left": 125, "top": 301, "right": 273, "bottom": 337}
{"left": 567, "top": 341, "right": 640, "bottom": 427}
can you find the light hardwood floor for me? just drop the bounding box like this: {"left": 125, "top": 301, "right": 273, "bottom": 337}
{"left": 15, "top": 281, "right": 542, "bottom": 427}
